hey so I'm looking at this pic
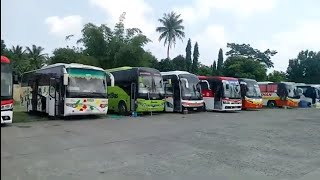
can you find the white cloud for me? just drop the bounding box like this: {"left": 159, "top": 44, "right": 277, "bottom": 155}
{"left": 175, "top": 0, "right": 277, "bottom": 24}
{"left": 257, "top": 21, "right": 320, "bottom": 71}
{"left": 192, "top": 25, "right": 228, "bottom": 65}
{"left": 45, "top": 15, "right": 83, "bottom": 37}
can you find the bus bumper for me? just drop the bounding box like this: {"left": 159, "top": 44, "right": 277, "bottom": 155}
{"left": 222, "top": 104, "right": 242, "bottom": 111}
{"left": 242, "top": 99, "right": 263, "bottom": 109}
{"left": 1, "top": 110, "right": 13, "bottom": 124}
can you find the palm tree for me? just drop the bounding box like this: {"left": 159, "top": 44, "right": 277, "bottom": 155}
{"left": 26, "top": 45, "right": 48, "bottom": 69}
{"left": 156, "top": 11, "right": 185, "bottom": 59}
{"left": 11, "top": 45, "right": 26, "bottom": 58}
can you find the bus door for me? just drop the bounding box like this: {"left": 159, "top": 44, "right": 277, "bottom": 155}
{"left": 31, "top": 80, "right": 38, "bottom": 112}
{"left": 200, "top": 80, "right": 213, "bottom": 110}
{"left": 130, "top": 83, "right": 136, "bottom": 112}
{"left": 48, "top": 78, "right": 57, "bottom": 117}
{"left": 214, "top": 83, "right": 223, "bottom": 109}
{"left": 164, "top": 78, "right": 174, "bottom": 112}
{"left": 174, "top": 78, "right": 182, "bottom": 112}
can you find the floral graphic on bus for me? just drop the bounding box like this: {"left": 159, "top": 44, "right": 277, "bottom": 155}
{"left": 66, "top": 98, "right": 107, "bottom": 112}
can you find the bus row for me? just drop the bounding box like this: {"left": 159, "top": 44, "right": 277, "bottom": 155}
{"left": 2, "top": 61, "right": 319, "bottom": 124}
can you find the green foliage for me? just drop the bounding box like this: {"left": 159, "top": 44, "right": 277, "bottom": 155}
{"left": 287, "top": 50, "right": 320, "bottom": 84}
{"left": 223, "top": 56, "right": 267, "bottom": 81}
{"left": 156, "top": 11, "right": 185, "bottom": 58}
{"left": 192, "top": 42, "right": 199, "bottom": 73}
{"left": 197, "top": 64, "right": 212, "bottom": 76}
{"left": 212, "top": 60, "right": 217, "bottom": 76}
{"left": 226, "top": 43, "right": 277, "bottom": 68}
{"left": 185, "top": 38, "right": 192, "bottom": 72}
{"left": 267, "top": 70, "right": 287, "bottom": 82}
{"left": 26, "top": 45, "right": 48, "bottom": 69}
{"left": 172, "top": 55, "right": 186, "bottom": 71}
{"left": 217, "top": 48, "right": 223, "bottom": 75}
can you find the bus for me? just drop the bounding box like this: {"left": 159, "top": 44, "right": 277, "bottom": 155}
{"left": 161, "top": 71, "right": 204, "bottom": 113}
{"left": 296, "top": 84, "right": 320, "bottom": 108}
{"left": 238, "top": 78, "right": 263, "bottom": 109}
{"left": 1, "top": 56, "right": 13, "bottom": 124}
{"left": 198, "top": 76, "right": 242, "bottom": 111}
{"left": 21, "top": 63, "right": 113, "bottom": 117}
{"left": 258, "top": 82, "right": 301, "bottom": 108}
{"left": 106, "top": 67, "right": 165, "bottom": 115}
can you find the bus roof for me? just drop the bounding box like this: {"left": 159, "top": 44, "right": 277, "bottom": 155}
{"left": 106, "top": 66, "right": 160, "bottom": 74}
{"left": 1, "top": 56, "right": 10, "bottom": 64}
{"left": 238, "top": 78, "right": 258, "bottom": 82}
{"left": 198, "top": 76, "right": 238, "bottom": 81}
{"left": 41, "top": 63, "right": 104, "bottom": 71}
{"left": 160, "top": 71, "right": 193, "bottom": 76}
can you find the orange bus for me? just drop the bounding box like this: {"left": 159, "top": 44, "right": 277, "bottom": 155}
{"left": 239, "top": 78, "right": 263, "bottom": 109}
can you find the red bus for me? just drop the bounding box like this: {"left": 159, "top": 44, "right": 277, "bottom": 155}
{"left": 198, "top": 76, "right": 242, "bottom": 111}
{"left": 1, "top": 56, "right": 13, "bottom": 124}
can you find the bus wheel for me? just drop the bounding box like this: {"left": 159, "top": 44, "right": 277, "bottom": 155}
{"left": 118, "top": 101, "right": 128, "bottom": 116}
{"left": 267, "top": 100, "right": 276, "bottom": 108}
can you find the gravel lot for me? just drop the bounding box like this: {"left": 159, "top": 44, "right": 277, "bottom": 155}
{"left": 1, "top": 109, "right": 320, "bottom": 180}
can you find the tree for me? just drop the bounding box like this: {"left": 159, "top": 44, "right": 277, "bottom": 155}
{"left": 223, "top": 56, "right": 267, "bottom": 81}
{"left": 26, "top": 45, "right": 47, "bottom": 69}
{"left": 156, "top": 58, "right": 174, "bottom": 72}
{"left": 267, "top": 70, "right": 287, "bottom": 82}
{"left": 185, "top": 38, "right": 192, "bottom": 72}
{"left": 156, "top": 11, "right": 185, "bottom": 58}
{"left": 287, "top": 50, "right": 320, "bottom": 83}
{"left": 197, "top": 64, "right": 212, "bottom": 76}
{"left": 226, "top": 43, "right": 277, "bottom": 68}
{"left": 172, "top": 55, "right": 186, "bottom": 71}
{"left": 192, "top": 42, "right": 199, "bottom": 73}
{"left": 212, "top": 60, "right": 217, "bottom": 76}
{"left": 217, "top": 48, "right": 224, "bottom": 75}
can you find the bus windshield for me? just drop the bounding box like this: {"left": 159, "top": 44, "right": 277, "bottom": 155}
{"left": 138, "top": 73, "right": 164, "bottom": 96}
{"left": 66, "top": 68, "right": 107, "bottom": 98}
{"left": 245, "top": 81, "right": 262, "bottom": 98}
{"left": 223, "top": 80, "right": 241, "bottom": 99}
{"left": 1, "top": 63, "right": 13, "bottom": 99}
{"left": 179, "top": 74, "right": 202, "bottom": 100}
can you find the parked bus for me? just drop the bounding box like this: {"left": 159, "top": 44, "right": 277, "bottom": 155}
{"left": 161, "top": 71, "right": 204, "bottom": 113}
{"left": 258, "top": 82, "right": 301, "bottom": 108}
{"left": 296, "top": 84, "right": 320, "bottom": 108}
{"left": 21, "top": 63, "right": 113, "bottom": 117}
{"left": 198, "top": 76, "right": 242, "bottom": 111}
{"left": 1, "top": 56, "right": 13, "bottom": 124}
{"left": 239, "top": 78, "right": 263, "bottom": 109}
{"left": 106, "top": 67, "right": 165, "bottom": 115}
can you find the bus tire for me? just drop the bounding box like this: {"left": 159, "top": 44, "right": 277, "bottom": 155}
{"left": 118, "top": 101, "right": 128, "bottom": 116}
{"left": 267, "top": 100, "right": 276, "bottom": 108}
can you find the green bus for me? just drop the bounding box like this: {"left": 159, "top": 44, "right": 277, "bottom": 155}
{"left": 106, "top": 67, "right": 165, "bottom": 115}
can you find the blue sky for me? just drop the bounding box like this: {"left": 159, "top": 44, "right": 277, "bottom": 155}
{"left": 2, "top": 0, "right": 320, "bottom": 71}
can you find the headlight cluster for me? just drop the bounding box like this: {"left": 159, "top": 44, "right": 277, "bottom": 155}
{"left": 222, "top": 100, "right": 230, "bottom": 104}
{"left": 1, "top": 103, "right": 13, "bottom": 110}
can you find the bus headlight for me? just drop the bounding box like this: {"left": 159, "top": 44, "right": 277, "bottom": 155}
{"left": 100, "top": 104, "right": 107, "bottom": 108}
{"left": 222, "top": 100, "right": 230, "bottom": 104}
{"left": 1, "top": 104, "right": 13, "bottom": 110}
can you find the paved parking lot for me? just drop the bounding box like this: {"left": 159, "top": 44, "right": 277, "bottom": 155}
{"left": 1, "top": 109, "right": 320, "bottom": 180}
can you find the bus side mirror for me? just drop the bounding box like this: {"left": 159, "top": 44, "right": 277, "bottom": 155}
{"left": 297, "top": 88, "right": 303, "bottom": 95}
{"left": 63, "top": 74, "right": 69, "bottom": 85}
{"left": 181, "top": 78, "right": 189, "bottom": 88}
{"left": 168, "top": 79, "right": 172, "bottom": 85}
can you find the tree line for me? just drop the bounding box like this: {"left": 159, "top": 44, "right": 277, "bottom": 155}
{"left": 1, "top": 11, "right": 319, "bottom": 84}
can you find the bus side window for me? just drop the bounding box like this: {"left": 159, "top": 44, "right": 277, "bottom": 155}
{"left": 200, "top": 81, "right": 209, "bottom": 90}
{"left": 164, "top": 82, "right": 173, "bottom": 95}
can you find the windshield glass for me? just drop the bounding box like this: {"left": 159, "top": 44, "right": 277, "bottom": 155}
{"left": 138, "top": 72, "right": 164, "bottom": 95}
{"left": 66, "top": 68, "right": 107, "bottom": 98}
{"left": 245, "top": 81, "right": 262, "bottom": 98}
{"left": 223, "top": 80, "right": 241, "bottom": 99}
{"left": 1, "top": 63, "right": 13, "bottom": 98}
{"left": 179, "top": 74, "right": 202, "bottom": 100}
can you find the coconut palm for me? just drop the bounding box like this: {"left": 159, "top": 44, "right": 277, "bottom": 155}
{"left": 26, "top": 45, "right": 48, "bottom": 69}
{"left": 156, "top": 11, "right": 185, "bottom": 59}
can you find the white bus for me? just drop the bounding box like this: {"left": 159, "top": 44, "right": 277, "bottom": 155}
{"left": 161, "top": 71, "right": 204, "bottom": 113}
{"left": 21, "top": 63, "right": 114, "bottom": 117}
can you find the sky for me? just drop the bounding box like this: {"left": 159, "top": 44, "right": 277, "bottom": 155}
{"left": 1, "top": 0, "right": 320, "bottom": 72}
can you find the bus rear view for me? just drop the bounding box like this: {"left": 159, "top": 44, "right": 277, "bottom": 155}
{"left": 1, "top": 56, "right": 13, "bottom": 124}
{"left": 199, "top": 76, "right": 242, "bottom": 111}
